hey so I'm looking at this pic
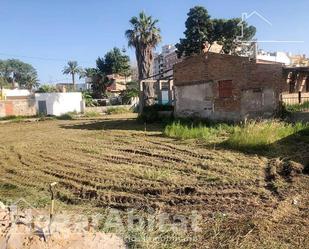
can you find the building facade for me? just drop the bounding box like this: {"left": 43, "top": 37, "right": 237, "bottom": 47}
{"left": 153, "top": 53, "right": 164, "bottom": 79}
{"left": 153, "top": 45, "right": 182, "bottom": 79}
{"left": 257, "top": 51, "right": 291, "bottom": 65}
{"left": 106, "top": 74, "right": 132, "bottom": 97}
{"left": 289, "top": 54, "right": 309, "bottom": 67}
{"left": 174, "top": 53, "right": 284, "bottom": 121}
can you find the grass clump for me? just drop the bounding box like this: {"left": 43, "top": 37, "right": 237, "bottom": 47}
{"left": 164, "top": 120, "right": 308, "bottom": 153}
{"left": 164, "top": 121, "right": 232, "bottom": 141}
{"left": 164, "top": 121, "right": 216, "bottom": 140}
{"left": 57, "top": 113, "right": 74, "bottom": 120}
{"left": 0, "top": 115, "right": 28, "bottom": 122}
{"left": 106, "top": 107, "right": 131, "bottom": 115}
{"left": 84, "top": 111, "right": 101, "bottom": 117}
{"left": 225, "top": 121, "right": 308, "bottom": 152}
{"left": 285, "top": 101, "right": 309, "bottom": 112}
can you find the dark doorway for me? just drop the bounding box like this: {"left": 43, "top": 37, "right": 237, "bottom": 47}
{"left": 38, "top": 100, "right": 47, "bottom": 115}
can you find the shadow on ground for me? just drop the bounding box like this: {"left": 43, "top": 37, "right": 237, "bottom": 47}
{"left": 60, "top": 118, "right": 164, "bottom": 132}
{"left": 272, "top": 127, "right": 309, "bottom": 166}
{"left": 221, "top": 127, "right": 309, "bottom": 168}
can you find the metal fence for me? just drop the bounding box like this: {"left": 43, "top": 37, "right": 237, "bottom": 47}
{"left": 282, "top": 92, "right": 309, "bottom": 112}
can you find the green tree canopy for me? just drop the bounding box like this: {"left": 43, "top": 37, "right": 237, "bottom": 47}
{"left": 82, "top": 48, "right": 131, "bottom": 98}
{"left": 96, "top": 47, "right": 131, "bottom": 77}
{"left": 24, "top": 74, "right": 39, "bottom": 90}
{"left": 0, "top": 59, "right": 38, "bottom": 88}
{"left": 176, "top": 6, "right": 256, "bottom": 58}
{"left": 81, "top": 68, "right": 98, "bottom": 79}
{"left": 81, "top": 67, "right": 109, "bottom": 99}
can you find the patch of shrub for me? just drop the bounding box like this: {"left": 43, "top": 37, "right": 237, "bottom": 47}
{"left": 138, "top": 104, "right": 173, "bottom": 123}
{"left": 106, "top": 107, "right": 131, "bottom": 115}
{"left": 0, "top": 115, "right": 25, "bottom": 121}
{"left": 0, "top": 115, "right": 42, "bottom": 122}
{"left": 38, "top": 115, "right": 56, "bottom": 121}
{"left": 285, "top": 101, "right": 309, "bottom": 112}
{"left": 36, "top": 85, "right": 58, "bottom": 93}
{"left": 84, "top": 111, "right": 101, "bottom": 117}
{"left": 225, "top": 121, "right": 307, "bottom": 152}
{"left": 164, "top": 120, "right": 308, "bottom": 153}
{"left": 0, "top": 183, "right": 18, "bottom": 190}
{"left": 164, "top": 121, "right": 219, "bottom": 140}
{"left": 57, "top": 113, "right": 74, "bottom": 120}
{"left": 82, "top": 91, "right": 95, "bottom": 107}
{"left": 120, "top": 88, "right": 139, "bottom": 104}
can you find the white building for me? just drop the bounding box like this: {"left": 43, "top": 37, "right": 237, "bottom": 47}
{"left": 35, "top": 92, "right": 84, "bottom": 116}
{"left": 1, "top": 89, "right": 31, "bottom": 100}
{"left": 257, "top": 51, "right": 291, "bottom": 65}
{"left": 56, "top": 83, "right": 90, "bottom": 92}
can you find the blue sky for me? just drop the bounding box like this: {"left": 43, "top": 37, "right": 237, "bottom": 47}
{"left": 0, "top": 0, "right": 308, "bottom": 84}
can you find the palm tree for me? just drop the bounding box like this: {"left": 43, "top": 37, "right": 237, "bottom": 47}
{"left": 125, "top": 12, "right": 161, "bottom": 80}
{"left": 24, "top": 74, "right": 39, "bottom": 91}
{"left": 62, "top": 61, "right": 83, "bottom": 86}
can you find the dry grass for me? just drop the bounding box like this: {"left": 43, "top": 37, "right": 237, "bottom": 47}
{"left": 0, "top": 113, "right": 308, "bottom": 248}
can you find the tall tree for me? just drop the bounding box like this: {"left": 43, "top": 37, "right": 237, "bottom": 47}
{"left": 24, "top": 74, "right": 39, "bottom": 91}
{"left": 217, "top": 18, "right": 256, "bottom": 55}
{"left": 81, "top": 48, "right": 132, "bottom": 98}
{"left": 125, "top": 11, "right": 161, "bottom": 80}
{"left": 176, "top": 6, "right": 213, "bottom": 58}
{"left": 62, "top": 61, "right": 83, "bottom": 86}
{"left": 0, "top": 59, "right": 37, "bottom": 88}
{"left": 96, "top": 47, "right": 131, "bottom": 77}
{"left": 176, "top": 6, "right": 256, "bottom": 58}
{"left": 81, "top": 67, "right": 109, "bottom": 99}
{"left": 80, "top": 67, "right": 98, "bottom": 80}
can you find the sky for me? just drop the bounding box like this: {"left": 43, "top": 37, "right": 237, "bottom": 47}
{"left": 0, "top": 0, "right": 308, "bottom": 84}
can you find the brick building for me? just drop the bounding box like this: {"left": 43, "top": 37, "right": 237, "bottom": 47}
{"left": 173, "top": 53, "right": 284, "bottom": 121}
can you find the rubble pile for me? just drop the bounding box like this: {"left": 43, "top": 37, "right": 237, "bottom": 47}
{"left": 0, "top": 202, "right": 125, "bottom": 249}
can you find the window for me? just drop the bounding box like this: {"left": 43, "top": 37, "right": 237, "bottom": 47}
{"left": 218, "top": 80, "right": 233, "bottom": 98}
{"left": 306, "top": 78, "right": 309, "bottom": 92}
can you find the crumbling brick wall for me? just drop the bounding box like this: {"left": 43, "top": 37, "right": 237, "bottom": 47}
{"left": 174, "top": 53, "right": 284, "bottom": 121}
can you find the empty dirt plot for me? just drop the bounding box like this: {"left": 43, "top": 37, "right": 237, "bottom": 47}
{"left": 0, "top": 113, "right": 308, "bottom": 248}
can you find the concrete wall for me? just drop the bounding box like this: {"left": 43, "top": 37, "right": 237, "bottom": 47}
{"left": 0, "top": 98, "right": 36, "bottom": 117}
{"left": 174, "top": 53, "right": 283, "bottom": 121}
{"left": 35, "top": 92, "right": 83, "bottom": 116}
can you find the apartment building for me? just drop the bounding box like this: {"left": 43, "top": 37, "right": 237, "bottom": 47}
{"left": 153, "top": 45, "right": 182, "bottom": 79}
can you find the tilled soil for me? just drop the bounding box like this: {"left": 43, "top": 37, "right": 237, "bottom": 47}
{"left": 0, "top": 114, "right": 308, "bottom": 248}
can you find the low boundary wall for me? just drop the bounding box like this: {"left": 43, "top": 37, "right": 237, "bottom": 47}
{"left": 0, "top": 98, "right": 36, "bottom": 117}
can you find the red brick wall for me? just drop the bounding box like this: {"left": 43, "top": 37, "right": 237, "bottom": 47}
{"left": 174, "top": 53, "right": 284, "bottom": 120}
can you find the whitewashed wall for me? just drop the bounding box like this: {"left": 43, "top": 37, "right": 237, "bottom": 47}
{"left": 3, "top": 89, "right": 31, "bottom": 97}
{"left": 35, "top": 92, "right": 83, "bottom": 116}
